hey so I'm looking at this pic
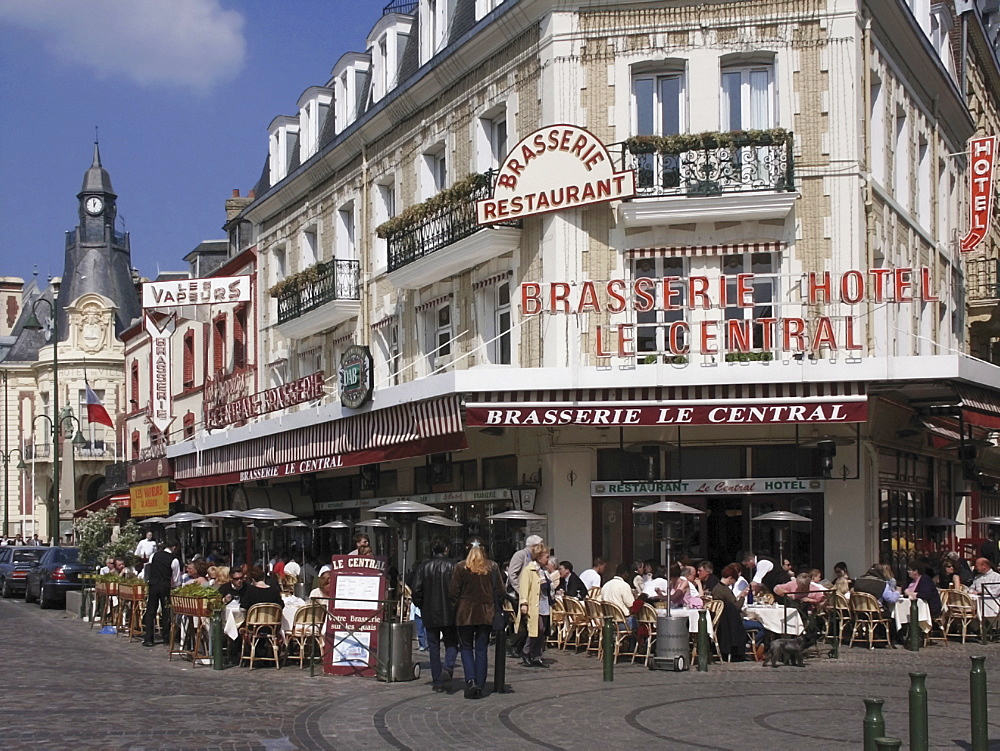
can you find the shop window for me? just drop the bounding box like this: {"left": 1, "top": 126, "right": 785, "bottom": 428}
{"left": 598, "top": 447, "right": 661, "bottom": 481}
{"left": 182, "top": 330, "right": 195, "bottom": 388}
{"left": 415, "top": 458, "right": 476, "bottom": 493}
{"left": 482, "top": 454, "right": 517, "bottom": 488}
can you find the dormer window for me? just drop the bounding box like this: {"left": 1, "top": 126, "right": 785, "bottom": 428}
{"left": 419, "top": 0, "right": 451, "bottom": 65}
{"left": 332, "top": 52, "right": 372, "bottom": 134}
{"left": 297, "top": 86, "right": 333, "bottom": 163}
{"left": 367, "top": 14, "right": 413, "bottom": 103}
{"left": 268, "top": 115, "right": 300, "bottom": 184}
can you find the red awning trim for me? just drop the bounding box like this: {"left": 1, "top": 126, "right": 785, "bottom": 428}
{"left": 72, "top": 490, "right": 180, "bottom": 518}
{"left": 175, "top": 432, "right": 469, "bottom": 489}
{"left": 414, "top": 294, "right": 452, "bottom": 313}
{"left": 472, "top": 271, "right": 512, "bottom": 290}
{"left": 174, "top": 395, "right": 464, "bottom": 480}
{"left": 371, "top": 315, "right": 397, "bottom": 330}
{"left": 626, "top": 242, "right": 783, "bottom": 259}
{"left": 955, "top": 384, "right": 1000, "bottom": 430}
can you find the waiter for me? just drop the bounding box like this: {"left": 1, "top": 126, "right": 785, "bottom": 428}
{"left": 143, "top": 540, "right": 181, "bottom": 647}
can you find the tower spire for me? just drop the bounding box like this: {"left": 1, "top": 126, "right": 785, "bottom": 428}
{"left": 93, "top": 126, "right": 101, "bottom": 167}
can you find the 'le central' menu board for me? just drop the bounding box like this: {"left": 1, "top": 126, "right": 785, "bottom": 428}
{"left": 323, "top": 555, "right": 388, "bottom": 676}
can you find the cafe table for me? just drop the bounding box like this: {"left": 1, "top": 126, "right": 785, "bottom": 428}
{"left": 893, "top": 598, "right": 932, "bottom": 632}
{"left": 657, "top": 607, "right": 715, "bottom": 637}
{"left": 743, "top": 603, "right": 804, "bottom": 636}
{"left": 223, "top": 595, "right": 307, "bottom": 640}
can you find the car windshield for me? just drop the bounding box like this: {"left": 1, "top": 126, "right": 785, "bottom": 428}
{"left": 13, "top": 550, "right": 43, "bottom": 564}
{"left": 54, "top": 549, "right": 79, "bottom": 564}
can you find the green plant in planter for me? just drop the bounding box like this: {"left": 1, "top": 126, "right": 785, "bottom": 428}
{"left": 172, "top": 583, "right": 223, "bottom": 601}
{"left": 375, "top": 172, "right": 492, "bottom": 240}
{"left": 725, "top": 351, "right": 774, "bottom": 362}
{"left": 624, "top": 128, "right": 792, "bottom": 155}
{"left": 268, "top": 261, "right": 326, "bottom": 299}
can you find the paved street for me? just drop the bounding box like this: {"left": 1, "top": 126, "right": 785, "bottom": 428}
{"left": 2, "top": 596, "right": 1000, "bottom": 750}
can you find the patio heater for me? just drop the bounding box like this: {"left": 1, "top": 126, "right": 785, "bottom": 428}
{"left": 318, "top": 519, "right": 352, "bottom": 557}
{"left": 354, "top": 518, "right": 396, "bottom": 559}
{"left": 161, "top": 511, "right": 205, "bottom": 564}
{"left": 368, "top": 500, "right": 441, "bottom": 582}
{"left": 751, "top": 510, "right": 812, "bottom": 566}
{"left": 206, "top": 509, "right": 246, "bottom": 567}
{"left": 633, "top": 500, "right": 704, "bottom": 576}
{"left": 237, "top": 507, "right": 297, "bottom": 572}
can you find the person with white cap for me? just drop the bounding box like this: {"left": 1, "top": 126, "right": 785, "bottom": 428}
{"left": 505, "top": 534, "right": 544, "bottom": 657}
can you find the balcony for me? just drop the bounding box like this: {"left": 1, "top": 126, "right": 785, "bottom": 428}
{"left": 382, "top": 0, "right": 416, "bottom": 14}
{"left": 616, "top": 130, "right": 798, "bottom": 227}
{"left": 275, "top": 258, "right": 361, "bottom": 340}
{"left": 967, "top": 257, "right": 1000, "bottom": 303}
{"left": 384, "top": 173, "right": 521, "bottom": 290}
{"left": 25, "top": 443, "right": 50, "bottom": 460}
{"left": 74, "top": 441, "right": 113, "bottom": 459}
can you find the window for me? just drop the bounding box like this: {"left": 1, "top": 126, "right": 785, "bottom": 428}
{"left": 478, "top": 107, "right": 508, "bottom": 171}
{"left": 634, "top": 255, "right": 689, "bottom": 362}
{"left": 633, "top": 68, "right": 684, "bottom": 190}
{"left": 298, "top": 346, "right": 322, "bottom": 379}
{"left": 420, "top": 0, "right": 448, "bottom": 64}
{"left": 302, "top": 228, "right": 317, "bottom": 266}
{"left": 426, "top": 303, "right": 452, "bottom": 369}
{"left": 482, "top": 454, "right": 517, "bottom": 488}
{"left": 182, "top": 330, "right": 195, "bottom": 388}
{"left": 870, "top": 76, "right": 886, "bottom": 185}
{"left": 375, "top": 180, "right": 396, "bottom": 271}
{"left": 917, "top": 136, "right": 931, "bottom": 227}
{"left": 379, "top": 36, "right": 389, "bottom": 97}
{"left": 130, "top": 360, "right": 139, "bottom": 408}
{"left": 233, "top": 305, "right": 248, "bottom": 370}
{"left": 721, "top": 63, "right": 774, "bottom": 130}
{"left": 337, "top": 202, "right": 356, "bottom": 260}
{"left": 421, "top": 145, "right": 447, "bottom": 199}
{"left": 183, "top": 411, "right": 195, "bottom": 440}
{"left": 272, "top": 246, "right": 287, "bottom": 284}
{"left": 213, "top": 316, "right": 226, "bottom": 374}
{"left": 721, "top": 253, "right": 779, "bottom": 353}
{"left": 494, "top": 281, "right": 511, "bottom": 364}
{"left": 894, "top": 105, "right": 909, "bottom": 205}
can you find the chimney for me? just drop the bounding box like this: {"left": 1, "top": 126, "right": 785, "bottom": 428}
{"left": 225, "top": 188, "right": 254, "bottom": 222}
{"left": 0, "top": 276, "right": 24, "bottom": 337}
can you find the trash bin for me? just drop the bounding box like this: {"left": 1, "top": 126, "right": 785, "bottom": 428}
{"left": 376, "top": 621, "right": 421, "bottom": 682}
{"left": 651, "top": 615, "right": 690, "bottom": 671}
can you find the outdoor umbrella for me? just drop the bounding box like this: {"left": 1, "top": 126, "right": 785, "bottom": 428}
{"left": 319, "top": 520, "right": 352, "bottom": 529}
{"left": 636, "top": 501, "right": 704, "bottom": 575}
{"left": 486, "top": 510, "right": 547, "bottom": 521}
{"left": 162, "top": 512, "right": 205, "bottom": 562}
{"left": 369, "top": 501, "right": 442, "bottom": 581}
{"left": 972, "top": 516, "right": 1000, "bottom": 525}
{"left": 417, "top": 515, "right": 463, "bottom": 527}
{"left": 137, "top": 516, "right": 167, "bottom": 525}
{"left": 918, "top": 517, "right": 959, "bottom": 526}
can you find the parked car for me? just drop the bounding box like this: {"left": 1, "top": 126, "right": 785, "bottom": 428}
{"left": 24, "top": 547, "right": 90, "bottom": 609}
{"left": 0, "top": 546, "right": 47, "bottom": 598}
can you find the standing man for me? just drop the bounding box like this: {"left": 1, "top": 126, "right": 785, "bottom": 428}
{"left": 506, "top": 535, "right": 543, "bottom": 657}
{"left": 411, "top": 539, "right": 458, "bottom": 692}
{"left": 980, "top": 528, "right": 1000, "bottom": 567}
{"left": 579, "top": 557, "right": 606, "bottom": 591}
{"left": 740, "top": 550, "right": 791, "bottom": 595}
{"left": 134, "top": 531, "right": 157, "bottom": 564}
{"left": 143, "top": 540, "right": 181, "bottom": 647}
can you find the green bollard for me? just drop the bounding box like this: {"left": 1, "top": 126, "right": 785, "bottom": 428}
{"left": 212, "top": 609, "right": 224, "bottom": 671}
{"left": 493, "top": 611, "right": 508, "bottom": 694}
{"left": 863, "top": 698, "right": 886, "bottom": 751}
{"left": 697, "top": 610, "right": 710, "bottom": 671}
{"left": 602, "top": 616, "right": 614, "bottom": 682}
{"left": 830, "top": 609, "right": 840, "bottom": 659}
{"left": 873, "top": 737, "right": 902, "bottom": 751}
{"left": 908, "top": 672, "right": 929, "bottom": 751}
{"left": 970, "top": 656, "right": 988, "bottom": 751}
{"left": 907, "top": 599, "right": 921, "bottom": 652}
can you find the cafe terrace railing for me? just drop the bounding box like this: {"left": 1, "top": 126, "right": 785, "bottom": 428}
{"left": 617, "top": 129, "right": 795, "bottom": 198}
{"left": 276, "top": 258, "right": 360, "bottom": 326}
{"left": 384, "top": 171, "right": 521, "bottom": 273}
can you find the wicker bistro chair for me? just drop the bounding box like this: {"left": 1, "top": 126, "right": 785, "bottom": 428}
{"left": 849, "top": 592, "right": 893, "bottom": 649}
{"left": 240, "top": 603, "right": 284, "bottom": 669}
{"left": 600, "top": 601, "right": 638, "bottom": 662}
{"left": 560, "top": 596, "right": 590, "bottom": 651}
{"left": 547, "top": 597, "right": 566, "bottom": 649}
{"left": 943, "top": 590, "right": 978, "bottom": 644}
{"left": 634, "top": 602, "right": 659, "bottom": 666}
{"left": 825, "top": 592, "right": 853, "bottom": 643}
{"left": 702, "top": 599, "right": 725, "bottom": 661}
{"left": 587, "top": 587, "right": 603, "bottom": 600}
{"left": 285, "top": 603, "right": 327, "bottom": 668}
{"left": 584, "top": 598, "right": 605, "bottom": 655}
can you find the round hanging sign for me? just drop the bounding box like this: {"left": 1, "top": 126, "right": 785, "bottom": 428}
{"left": 339, "top": 345, "right": 373, "bottom": 409}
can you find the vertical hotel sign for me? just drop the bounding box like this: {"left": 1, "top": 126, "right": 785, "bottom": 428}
{"left": 144, "top": 314, "right": 176, "bottom": 435}
{"left": 961, "top": 135, "right": 998, "bottom": 252}
{"left": 477, "top": 125, "right": 635, "bottom": 224}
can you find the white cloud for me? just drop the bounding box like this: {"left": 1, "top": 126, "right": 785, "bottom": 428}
{"left": 0, "top": 0, "right": 246, "bottom": 93}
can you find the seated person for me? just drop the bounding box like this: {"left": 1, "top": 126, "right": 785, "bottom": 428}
{"left": 712, "top": 564, "right": 752, "bottom": 661}
{"left": 937, "top": 559, "right": 963, "bottom": 591}
{"left": 309, "top": 571, "right": 331, "bottom": 600}
{"left": 773, "top": 571, "right": 825, "bottom": 605}
{"left": 240, "top": 566, "right": 284, "bottom": 611}
{"left": 970, "top": 557, "right": 1000, "bottom": 596}
{"left": 641, "top": 566, "right": 671, "bottom": 602}
{"left": 680, "top": 566, "right": 704, "bottom": 608}
{"left": 556, "top": 561, "right": 589, "bottom": 601}
{"left": 904, "top": 563, "right": 942, "bottom": 619}
{"left": 219, "top": 569, "right": 247, "bottom": 605}
{"left": 601, "top": 563, "right": 638, "bottom": 630}
{"left": 697, "top": 561, "right": 720, "bottom": 592}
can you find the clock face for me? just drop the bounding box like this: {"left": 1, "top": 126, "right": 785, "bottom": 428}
{"left": 85, "top": 196, "right": 104, "bottom": 215}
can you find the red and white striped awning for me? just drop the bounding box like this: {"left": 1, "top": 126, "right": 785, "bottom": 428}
{"left": 371, "top": 315, "right": 398, "bottom": 330}
{"left": 473, "top": 271, "right": 512, "bottom": 290}
{"left": 415, "top": 294, "right": 453, "bottom": 313}
{"left": 956, "top": 383, "right": 1000, "bottom": 430}
{"left": 174, "top": 395, "right": 466, "bottom": 484}
{"left": 626, "top": 242, "right": 783, "bottom": 258}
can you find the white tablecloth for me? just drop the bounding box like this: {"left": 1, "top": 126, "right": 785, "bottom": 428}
{"left": 222, "top": 596, "right": 306, "bottom": 640}
{"left": 893, "top": 598, "right": 931, "bottom": 632}
{"left": 744, "top": 605, "right": 804, "bottom": 635}
{"left": 971, "top": 592, "right": 999, "bottom": 620}
{"left": 656, "top": 608, "right": 714, "bottom": 637}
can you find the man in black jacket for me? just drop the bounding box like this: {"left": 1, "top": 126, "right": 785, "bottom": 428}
{"left": 412, "top": 539, "right": 457, "bottom": 692}
{"left": 143, "top": 540, "right": 180, "bottom": 646}
{"left": 557, "top": 561, "right": 588, "bottom": 600}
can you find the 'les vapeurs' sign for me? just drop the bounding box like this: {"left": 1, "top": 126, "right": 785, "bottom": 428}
{"left": 477, "top": 125, "right": 635, "bottom": 224}
{"left": 961, "top": 135, "right": 997, "bottom": 252}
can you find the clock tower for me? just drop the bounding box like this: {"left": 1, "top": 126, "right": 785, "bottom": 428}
{"left": 55, "top": 141, "right": 141, "bottom": 338}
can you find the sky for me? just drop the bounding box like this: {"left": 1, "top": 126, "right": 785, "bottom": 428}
{"left": 0, "top": 0, "right": 381, "bottom": 285}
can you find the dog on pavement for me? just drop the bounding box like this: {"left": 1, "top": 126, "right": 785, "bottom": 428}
{"left": 761, "top": 629, "right": 820, "bottom": 668}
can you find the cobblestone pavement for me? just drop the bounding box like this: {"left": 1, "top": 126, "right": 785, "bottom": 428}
{"left": 3, "top": 596, "right": 1000, "bottom": 750}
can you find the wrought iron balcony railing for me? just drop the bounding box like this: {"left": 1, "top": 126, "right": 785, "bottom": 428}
{"left": 619, "top": 134, "right": 795, "bottom": 198}
{"left": 386, "top": 173, "right": 521, "bottom": 273}
{"left": 383, "top": 0, "right": 417, "bottom": 15}
{"left": 25, "top": 443, "right": 50, "bottom": 460}
{"left": 967, "top": 256, "right": 1000, "bottom": 302}
{"left": 277, "top": 258, "right": 360, "bottom": 325}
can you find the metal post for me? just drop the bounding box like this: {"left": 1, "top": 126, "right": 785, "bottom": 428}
{"left": 830, "top": 608, "right": 840, "bottom": 659}
{"left": 2, "top": 369, "right": 8, "bottom": 538}
{"left": 907, "top": 599, "right": 921, "bottom": 652}
{"left": 602, "top": 616, "right": 614, "bottom": 682}
{"left": 863, "top": 698, "right": 886, "bottom": 751}
{"left": 873, "top": 738, "right": 902, "bottom": 751}
{"left": 697, "top": 609, "right": 710, "bottom": 671}
{"left": 493, "top": 611, "right": 508, "bottom": 693}
{"left": 49, "top": 300, "right": 60, "bottom": 547}
{"left": 908, "top": 672, "right": 929, "bottom": 751}
{"left": 212, "top": 609, "right": 224, "bottom": 670}
{"left": 970, "top": 656, "right": 988, "bottom": 751}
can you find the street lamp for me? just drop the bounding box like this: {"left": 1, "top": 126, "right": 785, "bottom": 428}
{"left": 0, "top": 445, "right": 27, "bottom": 539}
{"left": 23, "top": 299, "right": 86, "bottom": 545}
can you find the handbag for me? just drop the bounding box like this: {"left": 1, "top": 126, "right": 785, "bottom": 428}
{"left": 490, "top": 566, "right": 507, "bottom": 633}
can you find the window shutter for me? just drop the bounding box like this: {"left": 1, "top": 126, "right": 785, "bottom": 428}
{"left": 213, "top": 319, "right": 226, "bottom": 373}
{"left": 183, "top": 331, "right": 195, "bottom": 387}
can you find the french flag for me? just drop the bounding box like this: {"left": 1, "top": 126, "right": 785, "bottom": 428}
{"left": 85, "top": 384, "right": 114, "bottom": 428}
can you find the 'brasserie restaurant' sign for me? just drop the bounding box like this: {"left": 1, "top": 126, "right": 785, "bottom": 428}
{"left": 477, "top": 125, "right": 635, "bottom": 224}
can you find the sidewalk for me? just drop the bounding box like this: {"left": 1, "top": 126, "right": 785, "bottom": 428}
{"left": 2, "top": 597, "right": 998, "bottom": 750}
